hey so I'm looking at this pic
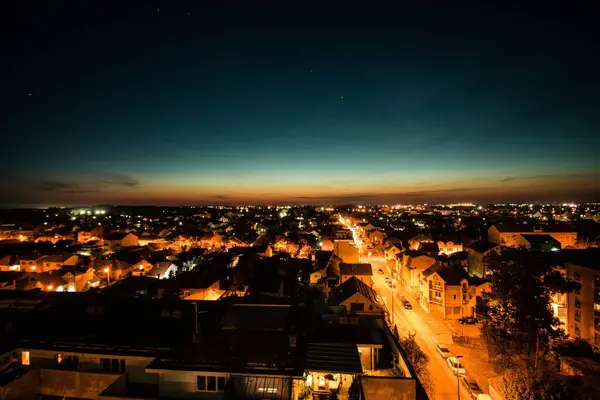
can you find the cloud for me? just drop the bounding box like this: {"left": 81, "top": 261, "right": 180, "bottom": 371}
{"left": 501, "top": 177, "right": 515, "bottom": 182}
{"left": 36, "top": 181, "right": 79, "bottom": 192}
{"left": 289, "top": 187, "right": 477, "bottom": 204}
{"left": 34, "top": 173, "right": 141, "bottom": 194}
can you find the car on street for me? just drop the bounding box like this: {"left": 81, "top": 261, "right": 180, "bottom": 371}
{"left": 402, "top": 300, "right": 412, "bottom": 310}
{"left": 387, "top": 281, "right": 393, "bottom": 288}
{"left": 460, "top": 376, "right": 483, "bottom": 399}
{"left": 459, "top": 317, "right": 478, "bottom": 325}
{"left": 435, "top": 343, "right": 451, "bottom": 359}
{"left": 377, "top": 269, "right": 384, "bottom": 274}
{"left": 446, "top": 357, "right": 466, "bottom": 376}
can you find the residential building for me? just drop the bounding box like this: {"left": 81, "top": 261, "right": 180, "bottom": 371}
{"left": 564, "top": 249, "right": 600, "bottom": 349}
{"left": 39, "top": 254, "right": 79, "bottom": 272}
{"left": 368, "top": 229, "right": 385, "bottom": 244}
{"left": 340, "top": 263, "right": 373, "bottom": 287}
{"left": 467, "top": 241, "right": 502, "bottom": 278}
{"left": 419, "top": 265, "right": 473, "bottom": 319}
{"left": 398, "top": 252, "right": 436, "bottom": 294}
{"left": 437, "top": 240, "right": 463, "bottom": 255}
{"left": 488, "top": 223, "right": 577, "bottom": 248}
{"left": 334, "top": 239, "right": 359, "bottom": 263}
{"left": 328, "top": 276, "right": 386, "bottom": 316}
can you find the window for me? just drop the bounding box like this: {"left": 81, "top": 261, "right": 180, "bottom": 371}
{"left": 575, "top": 326, "right": 581, "bottom": 337}
{"left": 574, "top": 272, "right": 581, "bottom": 281}
{"left": 453, "top": 295, "right": 457, "bottom": 300}
{"left": 575, "top": 299, "right": 581, "bottom": 309}
{"left": 22, "top": 351, "right": 30, "bottom": 365}
{"left": 575, "top": 309, "right": 581, "bottom": 322}
{"left": 100, "top": 358, "right": 126, "bottom": 373}
{"left": 196, "top": 375, "right": 226, "bottom": 392}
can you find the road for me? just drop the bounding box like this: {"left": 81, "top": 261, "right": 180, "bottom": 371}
{"left": 342, "top": 219, "right": 470, "bottom": 399}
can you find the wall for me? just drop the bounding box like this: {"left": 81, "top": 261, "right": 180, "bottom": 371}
{"left": 158, "top": 370, "right": 228, "bottom": 399}
{"left": 341, "top": 292, "right": 382, "bottom": 315}
{"left": 334, "top": 240, "right": 359, "bottom": 263}
{"left": 566, "top": 263, "right": 599, "bottom": 347}
{"left": 444, "top": 285, "right": 464, "bottom": 319}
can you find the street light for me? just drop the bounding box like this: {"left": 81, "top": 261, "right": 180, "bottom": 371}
{"left": 456, "top": 355, "right": 463, "bottom": 400}
{"left": 104, "top": 267, "right": 110, "bottom": 286}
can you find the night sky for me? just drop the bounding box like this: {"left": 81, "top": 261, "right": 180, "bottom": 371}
{"left": 2, "top": 2, "right": 598, "bottom": 206}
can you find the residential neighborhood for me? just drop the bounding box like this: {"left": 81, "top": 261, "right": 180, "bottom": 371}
{"left": 0, "top": 202, "right": 599, "bottom": 399}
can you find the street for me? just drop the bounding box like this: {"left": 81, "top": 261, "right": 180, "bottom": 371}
{"left": 343, "top": 219, "right": 471, "bottom": 399}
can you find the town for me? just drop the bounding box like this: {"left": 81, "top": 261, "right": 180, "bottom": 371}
{"left": 0, "top": 203, "right": 598, "bottom": 400}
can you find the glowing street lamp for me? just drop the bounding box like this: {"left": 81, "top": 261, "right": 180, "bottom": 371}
{"left": 104, "top": 267, "right": 111, "bottom": 285}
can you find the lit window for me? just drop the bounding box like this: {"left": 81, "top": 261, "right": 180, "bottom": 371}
{"left": 22, "top": 351, "right": 30, "bottom": 365}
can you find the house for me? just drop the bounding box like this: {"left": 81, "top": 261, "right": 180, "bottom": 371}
{"left": 419, "top": 265, "right": 473, "bottom": 319}
{"left": 138, "top": 234, "right": 166, "bottom": 247}
{"left": 368, "top": 229, "right": 385, "bottom": 244}
{"left": 329, "top": 276, "right": 386, "bottom": 316}
{"left": 417, "top": 241, "right": 439, "bottom": 257}
{"left": 104, "top": 232, "right": 139, "bottom": 250}
{"left": 320, "top": 238, "right": 334, "bottom": 251}
{"left": 60, "top": 265, "right": 98, "bottom": 292}
{"left": 339, "top": 263, "right": 373, "bottom": 287}
{"left": 562, "top": 249, "right": 600, "bottom": 349}
{"left": 437, "top": 240, "right": 463, "bottom": 255}
{"left": 77, "top": 226, "right": 103, "bottom": 243}
{"left": 150, "top": 261, "right": 179, "bottom": 279}
{"left": 32, "top": 272, "right": 72, "bottom": 292}
{"left": 166, "top": 270, "right": 224, "bottom": 300}
{"left": 408, "top": 234, "right": 433, "bottom": 250}
{"left": 520, "top": 234, "right": 561, "bottom": 252}
{"left": 0, "top": 255, "right": 19, "bottom": 272}
{"left": 130, "top": 259, "right": 154, "bottom": 276}
{"left": 199, "top": 232, "right": 222, "bottom": 248}
{"left": 334, "top": 240, "right": 359, "bottom": 263}
{"left": 488, "top": 223, "right": 577, "bottom": 248}
{"left": 19, "top": 253, "right": 46, "bottom": 272}
{"left": 384, "top": 242, "right": 403, "bottom": 262}
{"left": 39, "top": 254, "right": 79, "bottom": 272}
{"left": 467, "top": 241, "right": 502, "bottom": 278}
{"left": 398, "top": 252, "right": 436, "bottom": 293}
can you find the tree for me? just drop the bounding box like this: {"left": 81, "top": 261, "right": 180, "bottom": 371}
{"left": 399, "top": 333, "right": 434, "bottom": 395}
{"left": 477, "top": 248, "right": 579, "bottom": 369}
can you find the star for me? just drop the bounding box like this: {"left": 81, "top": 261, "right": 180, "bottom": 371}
{"left": 157, "top": 8, "right": 160, "bottom": 12}
{"left": 28, "top": 92, "right": 32, "bottom": 96}
{"left": 340, "top": 95, "right": 344, "bottom": 99}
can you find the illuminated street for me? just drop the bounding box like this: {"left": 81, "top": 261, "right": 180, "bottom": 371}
{"left": 342, "top": 217, "right": 470, "bottom": 399}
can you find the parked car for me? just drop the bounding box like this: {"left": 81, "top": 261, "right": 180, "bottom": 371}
{"left": 403, "top": 300, "right": 412, "bottom": 310}
{"left": 446, "top": 357, "right": 466, "bottom": 376}
{"left": 459, "top": 317, "right": 478, "bottom": 325}
{"left": 377, "top": 269, "right": 384, "bottom": 274}
{"left": 460, "top": 376, "right": 483, "bottom": 399}
{"left": 387, "top": 281, "right": 393, "bottom": 288}
{"left": 435, "top": 343, "right": 451, "bottom": 359}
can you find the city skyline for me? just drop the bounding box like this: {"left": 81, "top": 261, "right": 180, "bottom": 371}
{"left": 3, "top": 2, "right": 598, "bottom": 206}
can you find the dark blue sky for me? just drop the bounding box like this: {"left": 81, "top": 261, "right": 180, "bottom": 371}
{"left": 2, "top": 2, "right": 598, "bottom": 205}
